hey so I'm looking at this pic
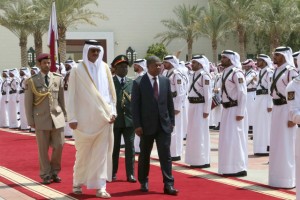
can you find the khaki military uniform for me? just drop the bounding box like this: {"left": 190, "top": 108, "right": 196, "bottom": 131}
{"left": 25, "top": 72, "right": 66, "bottom": 179}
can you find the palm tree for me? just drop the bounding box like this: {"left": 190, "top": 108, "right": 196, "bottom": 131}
{"left": 155, "top": 4, "right": 204, "bottom": 60}
{"left": 0, "top": 0, "right": 33, "bottom": 67}
{"left": 199, "top": 1, "right": 231, "bottom": 64}
{"left": 211, "top": 0, "right": 256, "bottom": 60}
{"left": 35, "top": 0, "right": 108, "bottom": 63}
{"left": 26, "top": 0, "right": 50, "bottom": 56}
{"left": 254, "top": 0, "right": 300, "bottom": 52}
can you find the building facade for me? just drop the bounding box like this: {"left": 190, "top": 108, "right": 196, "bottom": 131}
{"left": 0, "top": 0, "right": 238, "bottom": 71}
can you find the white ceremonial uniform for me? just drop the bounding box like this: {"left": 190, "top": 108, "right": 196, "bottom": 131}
{"left": 178, "top": 66, "right": 189, "bottom": 138}
{"left": 252, "top": 67, "right": 273, "bottom": 154}
{"left": 19, "top": 76, "right": 30, "bottom": 130}
{"left": 0, "top": 77, "right": 10, "bottom": 127}
{"left": 163, "top": 68, "right": 185, "bottom": 159}
{"left": 218, "top": 65, "right": 248, "bottom": 174}
{"left": 8, "top": 76, "right": 20, "bottom": 128}
{"left": 210, "top": 73, "right": 223, "bottom": 127}
{"left": 269, "top": 63, "right": 298, "bottom": 188}
{"left": 286, "top": 76, "right": 300, "bottom": 199}
{"left": 245, "top": 69, "right": 257, "bottom": 126}
{"left": 185, "top": 68, "right": 212, "bottom": 165}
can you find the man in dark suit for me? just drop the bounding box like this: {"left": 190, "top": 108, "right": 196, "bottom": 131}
{"left": 111, "top": 55, "right": 136, "bottom": 183}
{"left": 131, "top": 56, "right": 178, "bottom": 195}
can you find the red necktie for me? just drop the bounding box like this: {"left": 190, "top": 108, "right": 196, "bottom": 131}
{"left": 153, "top": 77, "right": 158, "bottom": 100}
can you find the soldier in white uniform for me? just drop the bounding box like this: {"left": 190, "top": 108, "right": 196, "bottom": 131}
{"left": 210, "top": 64, "right": 223, "bottom": 130}
{"left": 163, "top": 55, "right": 186, "bottom": 161}
{"left": 1, "top": 70, "right": 12, "bottom": 128}
{"left": 63, "top": 60, "right": 76, "bottom": 138}
{"left": 178, "top": 61, "right": 189, "bottom": 139}
{"left": 133, "top": 59, "right": 147, "bottom": 154}
{"left": 269, "top": 46, "right": 298, "bottom": 188}
{"left": 19, "top": 67, "right": 31, "bottom": 130}
{"left": 242, "top": 59, "right": 257, "bottom": 132}
{"left": 252, "top": 54, "right": 273, "bottom": 155}
{"left": 292, "top": 51, "right": 300, "bottom": 72}
{"left": 31, "top": 66, "right": 40, "bottom": 76}
{"left": 286, "top": 75, "right": 300, "bottom": 199}
{"left": 8, "top": 68, "right": 21, "bottom": 129}
{"left": 185, "top": 55, "right": 212, "bottom": 168}
{"left": 0, "top": 69, "right": 10, "bottom": 128}
{"left": 218, "top": 50, "right": 248, "bottom": 177}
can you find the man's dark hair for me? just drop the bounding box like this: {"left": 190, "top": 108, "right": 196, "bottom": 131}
{"left": 147, "top": 56, "right": 161, "bottom": 68}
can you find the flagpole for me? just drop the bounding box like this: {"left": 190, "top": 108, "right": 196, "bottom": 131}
{"left": 53, "top": 0, "right": 61, "bottom": 68}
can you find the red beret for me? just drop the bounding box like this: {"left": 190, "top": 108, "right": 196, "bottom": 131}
{"left": 36, "top": 53, "right": 51, "bottom": 62}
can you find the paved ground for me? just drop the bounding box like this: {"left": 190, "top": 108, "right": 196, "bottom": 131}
{"left": 0, "top": 128, "right": 296, "bottom": 199}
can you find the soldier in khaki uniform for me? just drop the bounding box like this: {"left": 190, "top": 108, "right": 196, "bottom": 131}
{"left": 25, "top": 53, "right": 66, "bottom": 185}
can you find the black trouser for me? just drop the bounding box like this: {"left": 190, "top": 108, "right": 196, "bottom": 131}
{"left": 138, "top": 127, "right": 174, "bottom": 186}
{"left": 112, "top": 127, "right": 135, "bottom": 177}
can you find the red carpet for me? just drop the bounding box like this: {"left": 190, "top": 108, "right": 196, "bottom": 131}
{"left": 0, "top": 130, "right": 283, "bottom": 199}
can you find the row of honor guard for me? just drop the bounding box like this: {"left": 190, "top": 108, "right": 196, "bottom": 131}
{"left": 0, "top": 61, "right": 74, "bottom": 138}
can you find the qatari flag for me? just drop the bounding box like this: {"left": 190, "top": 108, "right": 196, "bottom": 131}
{"left": 47, "top": 1, "right": 58, "bottom": 72}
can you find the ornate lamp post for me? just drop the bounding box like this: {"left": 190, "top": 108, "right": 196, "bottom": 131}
{"left": 126, "top": 46, "right": 136, "bottom": 66}
{"left": 27, "top": 47, "right": 36, "bottom": 67}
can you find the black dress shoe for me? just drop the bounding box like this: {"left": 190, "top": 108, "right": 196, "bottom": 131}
{"left": 42, "top": 176, "right": 51, "bottom": 185}
{"left": 190, "top": 164, "right": 210, "bottom": 168}
{"left": 223, "top": 170, "right": 247, "bottom": 177}
{"left": 140, "top": 182, "right": 148, "bottom": 192}
{"left": 52, "top": 174, "right": 61, "bottom": 183}
{"left": 171, "top": 156, "right": 181, "bottom": 161}
{"left": 112, "top": 173, "right": 117, "bottom": 181}
{"left": 127, "top": 175, "right": 137, "bottom": 183}
{"left": 164, "top": 185, "right": 178, "bottom": 195}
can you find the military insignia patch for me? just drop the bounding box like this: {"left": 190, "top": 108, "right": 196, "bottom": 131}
{"left": 205, "top": 80, "right": 210, "bottom": 85}
{"left": 238, "top": 78, "right": 244, "bottom": 83}
{"left": 177, "top": 79, "right": 181, "bottom": 84}
{"left": 288, "top": 91, "right": 295, "bottom": 101}
{"left": 54, "top": 82, "right": 57, "bottom": 87}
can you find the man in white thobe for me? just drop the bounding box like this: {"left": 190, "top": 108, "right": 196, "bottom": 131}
{"left": 133, "top": 58, "right": 147, "bottom": 154}
{"left": 185, "top": 55, "right": 212, "bottom": 168}
{"left": 286, "top": 75, "right": 300, "bottom": 199}
{"left": 242, "top": 59, "right": 257, "bottom": 132}
{"left": 252, "top": 54, "right": 273, "bottom": 155}
{"left": 269, "top": 46, "right": 298, "bottom": 188}
{"left": 8, "top": 68, "right": 21, "bottom": 129}
{"left": 178, "top": 61, "right": 189, "bottom": 141}
{"left": 210, "top": 64, "right": 224, "bottom": 130}
{"left": 218, "top": 50, "right": 248, "bottom": 177}
{"left": 67, "top": 40, "right": 116, "bottom": 199}
{"left": 19, "top": 67, "right": 31, "bottom": 130}
{"left": 0, "top": 70, "right": 10, "bottom": 128}
{"left": 163, "top": 55, "right": 186, "bottom": 161}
